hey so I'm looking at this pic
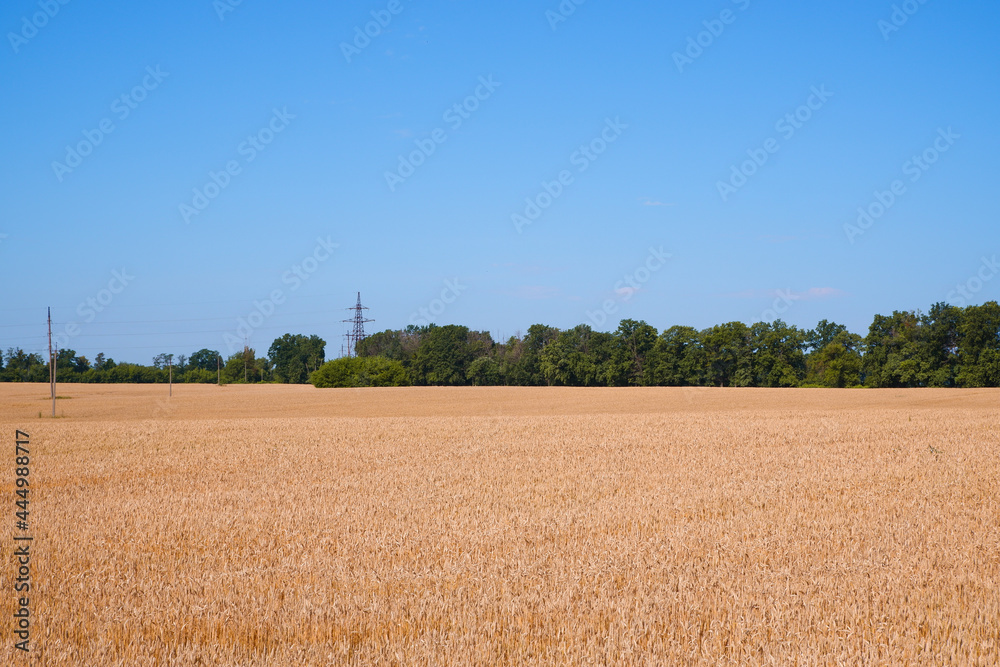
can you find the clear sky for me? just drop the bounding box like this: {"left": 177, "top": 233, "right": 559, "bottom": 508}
{"left": 2, "top": 0, "right": 998, "bottom": 363}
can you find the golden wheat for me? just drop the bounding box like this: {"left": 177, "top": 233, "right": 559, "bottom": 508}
{"left": 1, "top": 383, "right": 998, "bottom": 665}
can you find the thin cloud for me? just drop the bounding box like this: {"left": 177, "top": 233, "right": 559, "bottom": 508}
{"left": 639, "top": 197, "right": 675, "bottom": 207}
{"left": 798, "top": 287, "right": 846, "bottom": 300}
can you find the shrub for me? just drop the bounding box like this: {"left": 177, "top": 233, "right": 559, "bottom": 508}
{"left": 310, "top": 356, "right": 409, "bottom": 388}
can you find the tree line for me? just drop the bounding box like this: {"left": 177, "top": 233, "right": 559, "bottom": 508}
{"left": 3, "top": 301, "right": 998, "bottom": 388}
{"left": 318, "top": 300, "right": 1000, "bottom": 388}
{"left": 0, "top": 334, "right": 325, "bottom": 385}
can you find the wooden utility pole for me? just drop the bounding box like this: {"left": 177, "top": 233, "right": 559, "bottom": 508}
{"left": 169, "top": 356, "right": 173, "bottom": 397}
{"left": 47, "top": 307, "right": 55, "bottom": 417}
{"left": 217, "top": 355, "right": 221, "bottom": 385}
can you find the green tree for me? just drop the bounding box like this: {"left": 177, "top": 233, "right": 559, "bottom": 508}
{"left": 268, "top": 334, "right": 326, "bottom": 384}
{"left": 105, "top": 363, "right": 164, "bottom": 383}
{"left": 356, "top": 329, "right": 405, "bottom": 361}
{"left": 920, "top": 302, "right": 963, "bottom": 387}
{"left": 221, "top": 348, "right": 262, "bottom": 383}
{"left": 411, "top": 325, "right": 490, "bottom": 385}
{"left": 956, "top": 301, "right": 1000, "bottom": 387}
{"left": 183, "top": 368, "right": 217, "bottom": 383}
{"left": 311, "top": 356, "right": 409, "bottom": 388}
{"left": 806, "top": 333, "right": 863, "bottom": 387}
{"left": 189, "top": 348, "right": 221, "bottom": 371}
{"left": 647, "top": 325, "right": 704, "bottom": 386}
{"left": 805, "top": 319, "right": 849, "bottom": 352}
{"left": 863, "top": 311, "right": 923, "bottom": 387}
{"left": 749, "top": 320, "right": 806, "bottom": 387}
{"left": 466, "top": 356, "right": 502, "bottom": 386}
{"left": 499, "top": 335, "right": 527, "bottom": 385}
{"left": 700, "top": 322, "right": 752, "bottom": 387}
{"left": 151, "top": 353, "right": 175, "bottom": 371}
{"left": 606, "top": 319, "right": 658, "bottom": 386}
{"left": 57, "top": 349, "right": 91, "bottom": 375}
{"left": 2, "top": 348, "right": 47, "bottom": 382}
{"left": 507, "top": 324, "right": 559, "bottom": 386}
{"left": 539, "top": 324, "right": 612, "bottom": 386}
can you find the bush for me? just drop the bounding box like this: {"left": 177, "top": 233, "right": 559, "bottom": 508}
{"left": 105, "top": 363, "right": 165, "bottom": 383}
{"left": 310, "top": 356, "right": 409, "bottom": 388}
{"left": 183, "top": 368, "right": 218, "bottom": 384}
{"left": 466, "top": 357, "right": 501, "bottom": 386}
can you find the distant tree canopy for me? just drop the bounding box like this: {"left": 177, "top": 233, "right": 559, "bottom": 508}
{"left": 189, "top": 348, "right": 221, "bottom": 371}
{"left": 268, "top": 334, "right": 326, "bottom": 384}
{"left": 339, "top": 301, "right": 1000, "bottom": 389}
{"left": 310, "top": 356, "right": 409, "bottom": 388}
{"left": 410, "top": 325, "right": 487, "bottom": 386}
{"left": 0, "top": 334, "right": 315, "bottom": 385}
{"left": 3, "top": 301, "right": 999, "bottom": 387}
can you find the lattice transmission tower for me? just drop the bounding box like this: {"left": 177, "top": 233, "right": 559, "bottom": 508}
{"left": 342, "top": 292, "right": 374, "bottom": 357}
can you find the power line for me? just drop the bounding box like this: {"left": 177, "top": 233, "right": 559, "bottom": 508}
{"left": 47, "top": 308, "right": 341, "bottom": 325}
{"left": 2, "top": 294, "right": 389, "bottom": 362}
{"left": 0, "top": 291, "right": 367, "bottom": 313}
{"left": 0, "top": 308, "right": 357, "bottom": 331}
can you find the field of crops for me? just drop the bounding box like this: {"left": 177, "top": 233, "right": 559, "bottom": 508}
{"left": 1, "top": 383, "right": 998, "bottom": 665}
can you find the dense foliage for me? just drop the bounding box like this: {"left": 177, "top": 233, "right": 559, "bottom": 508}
{"left": 310, "top": 356, "right": 410, "bottom": 388}
{"left": 347, "top": 301, "right": 1000, "bottom": 389}
{"left": 4, "top": 301, "right": 999, "bottom": 387}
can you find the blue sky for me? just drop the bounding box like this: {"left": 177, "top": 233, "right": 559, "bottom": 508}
{"left": 2, "top": 0, "right": 998, "bottom": 363}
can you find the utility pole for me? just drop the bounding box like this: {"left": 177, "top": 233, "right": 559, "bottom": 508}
{"left": 47, "top": 308, "right": 55, "bottom": 417}
{"left": 217, "top": 355, "right": 221, "bottom": 385}
{"left": 169, "top": 356, "right": 173, "bottom": 397}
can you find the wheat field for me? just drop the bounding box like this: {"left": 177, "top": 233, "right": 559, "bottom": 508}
{"left": 1, "top": 383, "right": 998, "bottom": 665}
